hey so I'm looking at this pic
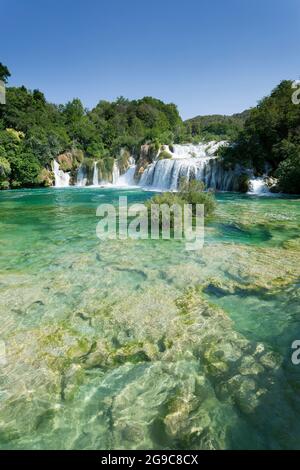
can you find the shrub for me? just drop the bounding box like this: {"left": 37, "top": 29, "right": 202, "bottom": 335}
{"left": 0, "top": 155, "right": 11, "bottom": 180}
{"left": 37, "top": 168, "right": 54, "bottom": 187}
{"left": 57, "top": 152, "right": 73, "bottom": 171}
{"left": 157, "top": 150, "right": 172, "bottom": 160}
{"left": 71, "top": 148, "right": 84, "bottom": 166}
{"left": 145, "top": 177, "right": 216, "bottom": 234}
{"left": 0, "top": 180, "right": 9, "bottom": 190}
{"left": 178, "top": 178, "right": 216, "bottom": 217}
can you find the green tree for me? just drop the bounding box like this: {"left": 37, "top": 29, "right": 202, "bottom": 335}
{"left": 0, "top": 62, "right": 11, "bottom": 83}
{"left": 276, "top": 148, "right": 300, "bottom": 194}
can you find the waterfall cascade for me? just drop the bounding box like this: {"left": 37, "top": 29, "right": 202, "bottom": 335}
{"left": 114, "top": 157, "right": 137, "bottom": 187}
{"left": 76, "top": 165, "right": 87, "bottom": 187}
{"left": 139, "top": 142, "right": 239, "bottom": 191}
{"left": 248, "top": 177, "right": 270, "bottom": 195}
{"left": 112, "top": 162, "right": 120, "bottom": 185}
{"left": 53, "top": 142, "right": 274, "bottom": 194}
{"left": 92, "top": 162, "right": 99, "bottom": 186}
{"left": 53, "top": 160, "right": 70, "bottom": 187}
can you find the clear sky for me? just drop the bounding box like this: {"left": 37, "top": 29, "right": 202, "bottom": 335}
{"left": 1, "top": 0, "right": 299, "bottom": 119}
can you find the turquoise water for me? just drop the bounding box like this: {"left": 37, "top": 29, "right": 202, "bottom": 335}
{"left": 0, "top": 187, "right": 299, "bottom": 449}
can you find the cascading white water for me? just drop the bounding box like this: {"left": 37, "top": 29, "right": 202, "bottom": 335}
{"left": 114, "top": 165, "right": 137, "bottom": 187}
{"left": 76, "top": 165, "right": 87, "bottom": 187}
{"left": 139, "top": 142, "right": 238, "bottom": 191}
{"left": 170, "top": 141, "right": 227, "bottom": 159}
{"left": 53, "top": 144, "right": 274, "bottom": 195}
{"left": 248, "top": 177, "right": 270, "bottom": 195}
{"left": 52, "top": 160, "right": 70, "bottom": 187}
{"left": 112, "top": 162, "right": 120, "bottom": 185}
{"left": 75, "top": 159, "right": 134, "bottom": 187}
{"left": 93, "top": 161, "right": 99, "bottom": 186}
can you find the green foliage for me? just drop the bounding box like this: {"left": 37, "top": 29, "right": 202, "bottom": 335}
{"left": 98, "top": 157, "right": 115, "bottom": 182}
{"left": 25, "top": 126, "right": 69, "bottom": 167}
{"left": 184, "top": 111, "right": 249, "bottom": 142}
{"left": 146, "top": 177, "right": 216, "bottom": 231}
{"left": 157, "top": 150, "right": 173, "bottom": 160}
{"left": 0, "top": 62, "right": 11, "bottom": 83}
{"left": 117, "top": 149, "right": 131, "bottom": 174}
{"left": 221, "top": 81, "right": 300, "bottom": 192}
{"left": 237, "top": 174, "right": 250, "bottom": 193}
{"left": 0, "top": 180, "right": 9, "bottom": 190}
{"left": 1, "top": 62, "right": 298, "bottom": 193}
{"left": 37, "top": 168, "right": 54, "bottom": 187}
{"left": 89, "top": 96, "right": 182, "bottom": 151}
{"left": 0, "top": 128, "right": 41, "bottom": 188}
{"left": 10, "top": 151, "right": 41, "bottom": 187}
{"left": 86, "top": 141, "right": 106, "bottom": 159}
{"left": 0, "top": 65, "right": 183, "bottom": 188}
{"left": 178, "top": 178, "right": 216, "bottom": 217}
{"left": 0, "top": 154, "right": 11, "bottom": 181}
{"left": 276, "top": 150, "right": 300, "bottom": 194}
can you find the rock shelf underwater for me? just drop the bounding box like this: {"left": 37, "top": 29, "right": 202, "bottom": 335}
{"left": 0, "top": 187, "right": 299, "bottom": 449}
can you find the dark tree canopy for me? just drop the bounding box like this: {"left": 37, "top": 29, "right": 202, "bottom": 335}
{"left": 220, "top": 80, "right": 300, "bottom": 193}
{"left": 0, "top": 62, "right": 11, "bottom": 83}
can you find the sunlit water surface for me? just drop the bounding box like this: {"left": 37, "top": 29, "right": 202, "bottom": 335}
{"left": 0, "top": 187, "right": 299, "bottom": 449}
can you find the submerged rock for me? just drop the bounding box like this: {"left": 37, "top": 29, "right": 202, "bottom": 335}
{"left": 0, "top": 323, "right": 95, "bottom": 439}
{"left": 0, "top": 284, "right": 288, "bottom": 449}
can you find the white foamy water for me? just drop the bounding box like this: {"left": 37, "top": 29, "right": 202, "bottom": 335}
{"left": 139, "top": 142, "right": 238, "bottom": 191}
{"left": 248, "top": 177, "right": 270, "bottom": 195}
{"left": 112, "top": 162, "right": 120, "bottom": 185}
{"left": 170, "top": 141, "right": 227, "bottom": 159}
{"left": 76, "top": 165, "right": 87, "bottom": 187}
{"left": 53, "top": 160, "right": 70, "bottom": 187}
{"left": 55, "top": 142, "right": 274, "bottom": 195}
{"left": 92, "top": 162, "right": 99, "bottom": 186}
{"left": 114, "top": 165, "right": 137, "bottom": 187}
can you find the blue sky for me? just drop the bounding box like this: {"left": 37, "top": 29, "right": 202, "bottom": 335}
{"left": 1, "top": 0, "right": 299, "bottom": 119}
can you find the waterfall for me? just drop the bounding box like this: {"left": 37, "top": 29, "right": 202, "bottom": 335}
{"left": 52, "top": 160, "right": 70, "bottom": 187}
{"left": 248, "top": 177, "right": 270, "bottom": 195}
{"left": 114, "top": 164, "right": 137, "bottom": 187}
{"left": 93, "top": 162, "right": 99, "bottom": 186}
{"left": 76, "top": 165, "right": 87, "bottom": 187}
{"left": 112, "top": 162, "right": 120, "bottom": 185}
{"left": 75, "top": 159, "right": 134, "bottom": 187}
{"left": 138, "top": 142, "right": 238, "bottom": 191}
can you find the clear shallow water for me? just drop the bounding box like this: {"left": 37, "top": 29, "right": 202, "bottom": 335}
{"left": 0, "top": 187, "right": 299, "bottom": 449}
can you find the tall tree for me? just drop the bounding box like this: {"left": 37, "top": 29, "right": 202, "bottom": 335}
{"left": 0, "top": 62, "right": 11, "bottom": 83}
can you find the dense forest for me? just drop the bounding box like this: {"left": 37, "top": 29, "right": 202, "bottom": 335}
{"left": 185, "top": 110, "right": 250, "bottom": 142}
{"left": 0, "top": 62, "right": 299, "bottom": 193}
{"left": 220, "top": 80, "right": 300, "bottom": 193}
{"left": 0, "top": 63, "right": 189, "bottom": 189}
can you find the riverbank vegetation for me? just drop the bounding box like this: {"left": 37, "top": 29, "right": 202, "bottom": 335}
{"left": 0, "top": 62, "right": 299, "bottom": 193}
{"left": 145, "top": 178, "right": 216, "bottom": 231}
{"left": 220, "top": 80, "right": 300, "bottom": 194}
{"left": 0, "top": 63, "right": 185, "bottom": 189}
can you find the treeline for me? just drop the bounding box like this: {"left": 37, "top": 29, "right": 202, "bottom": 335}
{"left": 0, "top": 63, "right": 188, "bottom": 189}
{"left": 1, "top": 61, "right": 300, "bottom": 193}
{"left": 220, "top": 80, "right": 300, "bottom": 193}
{"left": 185, "top": 110, "right": 250, "bottom": 142}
